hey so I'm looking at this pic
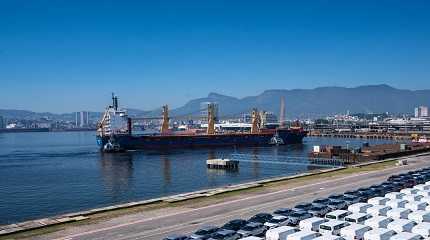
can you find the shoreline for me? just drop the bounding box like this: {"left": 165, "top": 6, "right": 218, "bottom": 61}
{"left": 2, "top": 152, "right": 429, "bottom": 237}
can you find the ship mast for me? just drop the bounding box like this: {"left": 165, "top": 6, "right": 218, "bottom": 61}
{"left": 161, "top": 105, "right": 169, "bottom": 134}
{"left": 207, "top": 104, "right": 215, "bottom": 135}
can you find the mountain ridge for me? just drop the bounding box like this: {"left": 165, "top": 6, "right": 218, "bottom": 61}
{"left": 1, "top": 84, "right": 430, "bottom": 120}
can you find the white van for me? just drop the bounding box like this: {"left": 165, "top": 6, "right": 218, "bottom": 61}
{"left": 403, "top": 194, "right": 424, "bottom": 202}
{"left": 363, "top": 215, "right": 393, "bottom": 228}
{"left": 385, "top": 192, "right": 406, "bottom": 200}
{"left": 386, "top": 199, "right": 408, "bottom": 209}
{"left": 319, "top": 220, "right": 349, "bottom": 236}
{"left": 386, "top": 218, "right": 417, "bottom": 233}
{"left": 405, "top": 201, "right": 428, "bottom": 211}
{"left": 266, "top": 226, "right": 299, "bottom": 240}
{"left": 299, "top": 217, "right": 327, "bottom": 232}
{"left": 347, "top": 203, "right": 373, "bottom": 214}
{"left": 344, "top": 213, "right": 372, "bottom": 224}
{"left": 366, "top": 205, "right": 391, "bottom": 217}
{"left": 386, "top": 207, "right": 412, "bottom": 219}
{"left": 363, "top": 228, "right": 396, "bottom": 240}
{"left": 389, "top": 232, "right": 423, "bottom": 240}
{"left": 286, "top": 230, "right": 320, "bottom": 240}
{"left": 414, "top": 184, "right": 430, "bottom": 191}
{"left": 412, "top": 222, "right": 430, "bottom": 238}
{"left": 401, "top": 188, "right": 420, "bottom": 195}
{"left": 339, "top": 223, "right": 371, "bottom": 240}
{"left": 313, "top": 236, "right": 344, "bottom": 240}
{"left": 368, "top": 197, "right": 390, "bottom": 206}
{"left": 418, "top": 191, "right": 430, "bottom": 198}
{"left": 325, "top": 210, "right": 351, "bottom": 221}
{"left": 408, "top": 210, "right": 430, "bottom": 223}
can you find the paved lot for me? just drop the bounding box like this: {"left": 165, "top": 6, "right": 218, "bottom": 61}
{"left": 30, "top": 155, "right": 430, "bottom": 240}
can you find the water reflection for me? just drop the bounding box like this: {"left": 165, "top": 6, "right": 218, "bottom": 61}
{"left": 160, "top": 154, "right": 171, "bottom": 187}
{"left": 99, "top": 152, "right": 134, "bottom": 201}
{"left": 251, "top": 148, "right": 260, "bottom": 178}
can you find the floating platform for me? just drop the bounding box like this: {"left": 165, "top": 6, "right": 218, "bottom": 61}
{"left": 206, "top": 158, "right": 239, "bottom": 170}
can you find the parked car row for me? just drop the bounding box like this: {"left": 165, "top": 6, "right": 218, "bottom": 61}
{"left": 163, "top": 166, "right": 430, "bottom": 240}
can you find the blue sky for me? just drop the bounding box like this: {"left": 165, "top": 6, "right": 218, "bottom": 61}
{"left": 1, "top": 1, "right": 430, "bottom": 112}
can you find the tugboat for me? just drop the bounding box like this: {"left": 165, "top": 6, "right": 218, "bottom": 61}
{"left": 96, "top": 94, "right": 307, "bottom": 151}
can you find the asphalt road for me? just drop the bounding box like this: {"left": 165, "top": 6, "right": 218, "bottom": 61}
{"left": 34, "top": 155, "right": 430, "bottom": 240}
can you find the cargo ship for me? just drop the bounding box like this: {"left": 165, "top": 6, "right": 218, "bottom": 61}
{"left": 96, "top": 95, "right": 307, "bottom": 151}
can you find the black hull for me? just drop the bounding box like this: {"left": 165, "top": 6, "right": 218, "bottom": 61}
{"left": 97, "top": 129, "right": 307, "bottom": 150}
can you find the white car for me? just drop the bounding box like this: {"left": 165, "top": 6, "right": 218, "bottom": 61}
{"left": 299, "top": 217, "right": 327, "bottom": 232}
{"left": 265, "top": 226, "right": 298, "bottom": 240}
{"left": 414, "top": 184, "right": 430, "bottom": 191}
{"left": 339, "top": 223, "right": 371, "bottom": 240}
{"left": 386, "top": 207, "right": 412, "bottom": 220}
{"left": 401, "top": 188, "right": 420, "bottom": 195}
{"left": 408, "top": 210, "right": 430, "bottom": 223}
{"left": 363, "top": 228, "right": 396, "bottom": 240}
{"left": 366, "top": 205, "right": 391, "bottom": 217}
{"left": 412, "top": 222, "right": 430, "bottom": 238}
{"left": 403, "top": 194, "right": 424, "bottom": 202}
{"left": 344, "top": 213, "right": 372, "bottom": 224}
{"left": 319, "top": 220, "right": 349, "bottom": 236}
{"left": 417, "top": 191, "right": 430, "bottom": 197}
{"left": 367, "top": 197, "right": 390, "bottom": 206}
{"left": 385, "top": 192, "right": 406, "bottom": 200}
{"left": 347, "top": 203, "right": 373, "bottom": 214}
{"left": 405, "top": 201, "right": 428, "bottom": 211}
{"left": 385, "top": 199, "right": 408, "bottom": 209}
{"left": 325, "top": 210, "right": 351, "bottom": 221}
{"left": 312, "top": 236, "right": 345, "bottom": 240}
{"left": 386, "top": 218, "right": 417, "bottom": 233}
{"left": 286, "top": 230, "right": 320, "bottom": 240}
{"left": 420, "top": 196, "right": 430, "bottom": 204}
{"left": 388, "top": 232, "right": 423, "bottom": 240}
{"left": 363, "top": 215, "right": 393, "bottom": 228}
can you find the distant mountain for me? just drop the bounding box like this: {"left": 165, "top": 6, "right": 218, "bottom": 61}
{"left": 161, "top": 84, "right": 430, "bottom": 119}
{"left": 1, "top": 84, "right": 430, "bottom": 120}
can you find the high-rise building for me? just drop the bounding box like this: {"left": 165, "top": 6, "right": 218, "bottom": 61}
{"left": 75, "top": 111, "right": 89, "bottom": 127}
{"left": 415, "top": 106, "right": 429, "bottom": 118}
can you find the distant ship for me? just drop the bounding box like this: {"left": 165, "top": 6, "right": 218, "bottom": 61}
{"left": 96, "top": 94, "right": 307, "bottom": 151}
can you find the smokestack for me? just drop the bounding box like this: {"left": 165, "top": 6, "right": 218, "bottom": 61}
{"left": 279, "top": 96, "right": 285, "bottom": 127}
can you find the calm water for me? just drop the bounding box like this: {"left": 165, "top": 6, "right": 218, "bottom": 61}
{"left": 0, "top": 131, "right": 394, "bottom": 224}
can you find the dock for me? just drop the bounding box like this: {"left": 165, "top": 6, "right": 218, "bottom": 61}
{"left": 206, "top": 158, "right": 239, "bottom": 170}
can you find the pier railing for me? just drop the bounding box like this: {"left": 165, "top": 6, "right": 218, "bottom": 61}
{"left": 230, "top": 153, "right": 345, "bottom": 168}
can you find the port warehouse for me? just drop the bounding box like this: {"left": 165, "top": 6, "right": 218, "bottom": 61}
{"left": 167, "top": 166, "right": 430, "bottom": 240}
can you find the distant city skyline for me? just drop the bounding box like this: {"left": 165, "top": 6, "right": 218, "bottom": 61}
{"left": 1, "top": 1, "right": 430, "bottom": 113}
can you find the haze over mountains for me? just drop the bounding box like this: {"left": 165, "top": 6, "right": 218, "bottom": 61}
{"left": 2, "top": 84, "right": 430, "bottom": 120}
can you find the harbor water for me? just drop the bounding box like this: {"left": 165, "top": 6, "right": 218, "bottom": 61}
{"left": 0, "top": 131, "right": 394, "bottom": 225}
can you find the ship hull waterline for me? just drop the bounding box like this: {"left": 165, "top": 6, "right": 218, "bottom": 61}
{"left": 97, "top": 129, "right": 307, "bottom": 151}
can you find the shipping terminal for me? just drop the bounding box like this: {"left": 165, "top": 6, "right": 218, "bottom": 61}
{"left": 96, "top": 94, "right": 307, "bottom": 152}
